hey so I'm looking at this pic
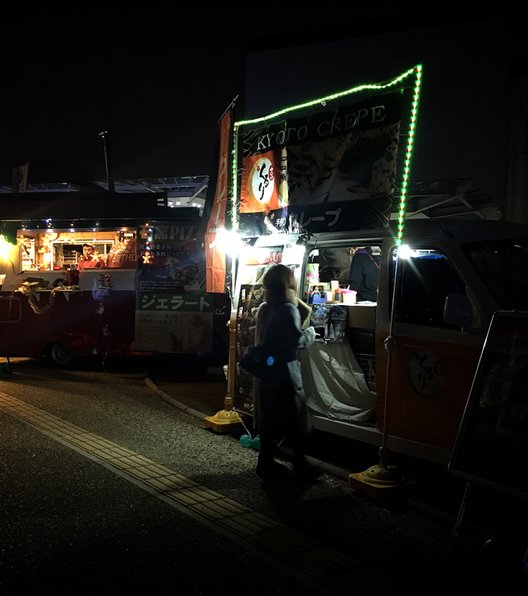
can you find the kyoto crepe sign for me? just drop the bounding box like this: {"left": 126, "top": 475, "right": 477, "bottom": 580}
{"left": 237, "top": 92, "right": 403, "bottom": 236}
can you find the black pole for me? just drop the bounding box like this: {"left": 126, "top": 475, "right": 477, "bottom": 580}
{"left": 98, "top": 129, "right": 115, "bottom": 193}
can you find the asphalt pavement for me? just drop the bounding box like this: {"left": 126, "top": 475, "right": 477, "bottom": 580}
{"left": 145, "top": 358, "right": 528, "bottom": 574}
{"left": 0, "top": 356, "right": 526, "bottom": 594}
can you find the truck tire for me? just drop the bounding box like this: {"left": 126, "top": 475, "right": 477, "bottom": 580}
{"left": 48, "top": 342, "right": 74, "bottom": 366}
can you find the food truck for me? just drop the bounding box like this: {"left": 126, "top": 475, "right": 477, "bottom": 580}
{"left": 221, "top": 64, "right": 528, "bottom": 465}
{"left": 0, "top": 191, "right": 229, "bottom": 366}
{"left": 233, "top": 219, "right": 528, "bottom": 465}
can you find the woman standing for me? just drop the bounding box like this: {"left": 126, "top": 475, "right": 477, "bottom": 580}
{"left": 253, "top": 264, "right": 318, "bottom": 481}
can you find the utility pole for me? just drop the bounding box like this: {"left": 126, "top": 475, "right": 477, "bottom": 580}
{"left": 98, "top": 129, "right": 115, "bottom": 193}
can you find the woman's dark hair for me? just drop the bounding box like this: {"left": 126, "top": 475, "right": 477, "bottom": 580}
{"left": 262, "top": 264, "right": 296, "bottom": 302}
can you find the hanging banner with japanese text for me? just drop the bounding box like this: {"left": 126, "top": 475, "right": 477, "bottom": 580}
{"left": 237, "top": 92, "right": 403, "bottom": 237}
{"left": 134, "top": 223, "right": 229, "bottom": 355}
{"left": 134, "top": 291, "right": 214, "bottom": 354}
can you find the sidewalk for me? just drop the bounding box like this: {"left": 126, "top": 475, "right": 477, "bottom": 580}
{"left": 145, "top": 369, "right": 361, "bottom": 482}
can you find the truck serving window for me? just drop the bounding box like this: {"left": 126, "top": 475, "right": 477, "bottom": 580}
{"left": 464, "top": 241, "right": 528, "bottom": 309}
{"left": 393, "top": 248, "right": 466, "bottom": 329}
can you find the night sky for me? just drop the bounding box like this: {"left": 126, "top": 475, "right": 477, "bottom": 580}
{"left": 2, "top": 43, "right": 247, "bottom": 186}
{"left": 2, "top": 17, "right": 487, "bottom": 189}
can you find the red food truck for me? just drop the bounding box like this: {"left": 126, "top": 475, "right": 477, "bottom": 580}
{"left": 0, "top": 191, "right": 229, "bottom": 366}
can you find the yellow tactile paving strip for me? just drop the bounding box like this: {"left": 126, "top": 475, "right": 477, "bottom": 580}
{"left": 0, "top": 390, "right": 384, "bottom": 594}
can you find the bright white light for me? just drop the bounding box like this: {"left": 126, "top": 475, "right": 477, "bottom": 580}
{"left": 284, "top": 243, "right": 306, "bottom": 263}
{"left": 397, "top": 244, "right": 414, "bottom": 260}
{"left": 209, "top": 228, "right": 243, "bottom": 258}
{"left": 0, "top": 235, "right": 14, "bottom": 261}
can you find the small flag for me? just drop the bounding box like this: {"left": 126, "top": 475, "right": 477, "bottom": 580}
{"left": 12, "top": 162, "right": 29, "bottom": 193}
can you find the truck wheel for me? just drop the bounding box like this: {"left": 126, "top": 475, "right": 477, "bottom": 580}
{"left": 48, "top": 342, "right": 74, "bottom": 366}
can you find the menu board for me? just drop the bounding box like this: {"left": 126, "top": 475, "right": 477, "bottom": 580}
{"left": 233, "top": 284, "right": 265, "bottom": 416}
{"left": 448, "top": 311, "right": 528, "bottom": 499}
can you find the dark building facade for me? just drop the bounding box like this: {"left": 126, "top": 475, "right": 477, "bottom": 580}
{"left": 242, "top": 17, "right": 527, "bottom": 222}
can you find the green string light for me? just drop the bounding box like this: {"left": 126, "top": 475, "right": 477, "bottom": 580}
{"left": 395, "top": 64, "right": 423, "bottom": 246}
{"left": 230, "top": 64, "right": 423, "bottom": 239}
{"left": 231, "top": 129, "right": 240, "bottom": 232}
